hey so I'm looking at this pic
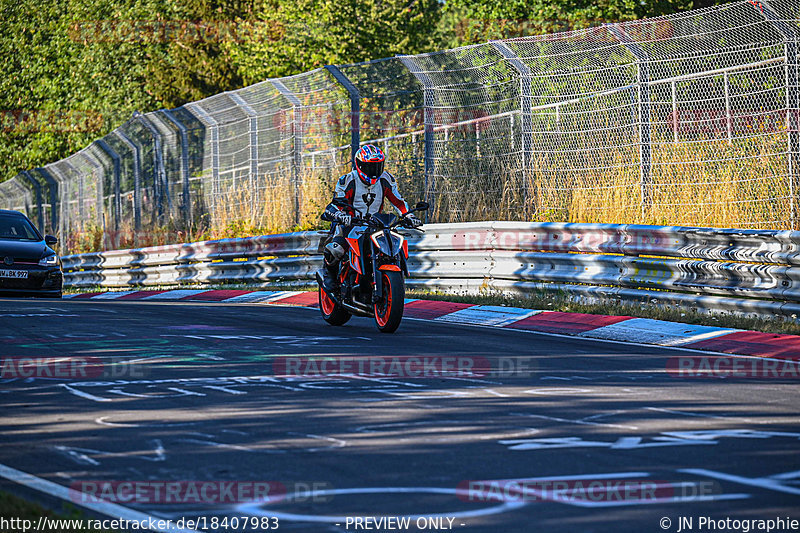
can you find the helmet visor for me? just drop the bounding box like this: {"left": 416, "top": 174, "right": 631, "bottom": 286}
{"left": 357, "top": 160, "right": 384, "bottom": 180}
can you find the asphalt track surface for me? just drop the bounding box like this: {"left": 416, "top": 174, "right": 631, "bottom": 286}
{"left": 1, "top": 297, "right": 799, "bottom": 533}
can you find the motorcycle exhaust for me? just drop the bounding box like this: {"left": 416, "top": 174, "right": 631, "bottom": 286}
{"left": 316, "top": 271, "right": 371, "bottom": 317}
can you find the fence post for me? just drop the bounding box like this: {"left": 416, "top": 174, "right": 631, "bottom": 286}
{"left": 5, "top": 176, "right": 32, "bottom": 217}
{"left": 324, "top": 65, "right": 360, "bottom": 165}
{"left": 80, "top": 148, "right": 106, "bottom": 232}
{"left": 185, "top": 102, "right": 220, "bottom": 223}
{"left": 397, "top": 55, "right": 436, "bottom": 221}
{"left": 65, "top": 161, "right": 85, "bottom": 224}
{"left": 135, "top": 112, "right": 168, "bottom": 223}
{"left": 46, "top": 165, "right": 68, "bottom": 247}
{"left": 95, "top": 138, "right": 122, "bottom": 234}
{"left": 19, "top": 171, "right": 44, "bottom": 230}
{"left": 491, "top": 40, "right": 533, "bottom": 219}
{"left": 114, "top": 129, "right": 142, "bottom": 234}
{"left": 160, "top": 109, "right": 192, "bottom": 227}
{"left": 755, "top": 0, "right": 799, "bottom": 228}
{"left": 35, "top": 167, "right": 59, "bottom": 235}
{"left": 270, "top": 80, "right": 304, "bottom": 227}
{"left": 607, "top": 24, "right": 652, "bottom": 220}
{"left": 227, "top": 92, "right": 261, "bottom": 221}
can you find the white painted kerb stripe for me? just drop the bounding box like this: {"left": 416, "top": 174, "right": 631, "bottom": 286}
{"left": 0, "top": 463, "right": 201, "bottom": 533}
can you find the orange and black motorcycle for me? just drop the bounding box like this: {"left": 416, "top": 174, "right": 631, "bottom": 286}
{"left": 315, "top": 202, "right": 428, "bottom": 333}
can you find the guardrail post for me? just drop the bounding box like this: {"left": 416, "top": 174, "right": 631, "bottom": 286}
{"left": 160, "top": 109, "right": 192, "bottom": 227}
{"left": 228, "top": 92, "right": 261, "bottom": 219}
{"left": 35, "top": 167, "right": 59, "bottom": 234}
{"left": 397, "top": 55, "right": 436, "bottom": 222}
{"left": 755, "top": 0, "right": 799, "bottom": 228}
{"left": 491, "top": 41, "right": 533, "bottom": 220}
{"left": 606, "top": 24, "right": 652, "bottom": 220}
{"left": 270, "top": 80, "right": 304, "bottom": 226}
{"left": 114, "top": 129, "right": 142, "bottom": 234}
{"left": 95, "top": 139, "right": 122, "bottom": 234}
{"left": 135, "top": 112, "right": 169, "bottom": 223}
{"left": 19, "top": 171, "right": 44, "bottom": 230}
{"left": 185, "top": 102, "right": 220, "bottom": 221}
{"left": 324, "top": 65, "right": 360, "bottom": 164}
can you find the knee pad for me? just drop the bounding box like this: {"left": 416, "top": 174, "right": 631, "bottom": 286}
{"left": 325, "top": 239, "right": 346, "bottom": 263}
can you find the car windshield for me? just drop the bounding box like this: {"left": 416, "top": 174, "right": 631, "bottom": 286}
{"left": 0, "top": 214, "right": 40, "bottom": 241}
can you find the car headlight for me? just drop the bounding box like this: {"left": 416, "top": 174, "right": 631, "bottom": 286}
{"left": 39, "top": 254, "right": 59, "bottom": 266}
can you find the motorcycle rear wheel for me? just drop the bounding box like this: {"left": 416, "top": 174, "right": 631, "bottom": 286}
{"left": 319, "top": 286, "right": 351, "bottom": 326}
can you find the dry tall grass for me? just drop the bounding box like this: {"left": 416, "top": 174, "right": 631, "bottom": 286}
{"left": 76, "top": 129, "right": 793, "bottom": 254}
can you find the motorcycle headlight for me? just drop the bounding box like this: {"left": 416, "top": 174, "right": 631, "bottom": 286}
{"left": 39, "top": 254, "right": 59, "bottom": 267}
{"left": 370, "top": 231, "right": 404, "bottom": 256}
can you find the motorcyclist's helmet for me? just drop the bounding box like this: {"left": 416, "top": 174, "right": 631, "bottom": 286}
{"left": 354, "top": 144, "right": 385, "bottom": 186}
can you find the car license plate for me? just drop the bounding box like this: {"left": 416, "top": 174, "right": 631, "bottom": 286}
{"left": 0, "top": 269, "right": 28, "bottom": 279}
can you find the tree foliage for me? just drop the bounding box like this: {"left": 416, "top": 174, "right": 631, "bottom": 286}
{"left": 0, "top": 0, "right": 737, "bottom": 181}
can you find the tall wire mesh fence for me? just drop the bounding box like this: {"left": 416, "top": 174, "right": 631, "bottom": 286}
{"left": 2, "top": 0, "right": 798, "bottom": 253}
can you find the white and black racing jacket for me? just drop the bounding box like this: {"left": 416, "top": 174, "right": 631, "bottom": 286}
{"left": 324, "top": 170, "right": 409, "bottom": 220}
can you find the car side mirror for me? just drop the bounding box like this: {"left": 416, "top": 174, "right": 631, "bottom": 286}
{"left": 45, "top": 235, "right": 58, "bottom": 246}
{"left": 415, "top": 201, "right": 430, "bottom": 211}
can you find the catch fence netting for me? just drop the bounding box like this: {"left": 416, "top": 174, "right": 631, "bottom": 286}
{"left": 2, "top": 0, "right": 798, "bottom": 252}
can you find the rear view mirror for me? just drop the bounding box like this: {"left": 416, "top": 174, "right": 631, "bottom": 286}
{"left": 415, "top": 201, "right": 430, "bottom": 211}
{"left": 45, "top": 235, "right": 58, "bottom": 246}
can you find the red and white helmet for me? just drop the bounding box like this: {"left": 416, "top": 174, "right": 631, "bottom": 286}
{"left": 354, "top": 144, "right": 385, "bottom": 186}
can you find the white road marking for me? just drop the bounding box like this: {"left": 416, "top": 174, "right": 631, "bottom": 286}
{"left": 645, "top": 406, "right": 742, "bottom": 421}
{"left": 166, "top": 387, "right": 206, "bottom": 397}
{"left": 203, "top": 385, "right": 247, "bottom": 395}
{"left": 54, "top": 446, "right": 101, "bottom": 466}
{"left": 682, "top": 468, "right": 800, "bottom": 496}
{"left": 483, "top": 388, "right": 511, "bottom": 397}
{"left": 95, "top": 416, "right": 197, "bottom": 428}
{"left": 60, "top": 383, "right": 111, "bottom": 402}
{"left": 54, "top": 440, "right": 165, "bottom": 464}
{"left": 0, "top": 463, "right": 200, "bottom": 533}
{"left": 509, "top": 412, "right": 639, "bottom": 430}
{"left": 237, "top": 487, "right": 525, "bottom": 523}
{"left": 771, "top": 470, "right": 800, "bottom": 480}
{"left": 524, "top": 388, "right": 592, "bottom": 395}
{"left": 287, "top": 432, "right": 347, "bottom": 451}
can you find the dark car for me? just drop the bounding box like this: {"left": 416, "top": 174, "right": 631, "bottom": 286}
{"left": 0, "top": 209, "right": 62, "bottom": 298}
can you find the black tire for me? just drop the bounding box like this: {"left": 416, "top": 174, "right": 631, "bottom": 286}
{"left": 319, "top": 286, "right": 351, "bottom": 326}
{"left": 374, "top": 270, "right": 404, "bottom": 333}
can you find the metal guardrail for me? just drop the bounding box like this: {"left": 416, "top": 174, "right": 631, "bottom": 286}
{"left": 62, "top": 222, "right": 800, "bottom": 318}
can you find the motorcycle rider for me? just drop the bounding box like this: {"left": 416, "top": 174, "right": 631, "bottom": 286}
{"left": 320, "top": 144, "right": 422, "bottom": 293}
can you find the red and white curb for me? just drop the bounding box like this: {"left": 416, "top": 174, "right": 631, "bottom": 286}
{"left": 63, "top": 290, "right": 800, "bottom": 359}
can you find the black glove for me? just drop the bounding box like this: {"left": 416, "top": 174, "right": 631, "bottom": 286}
{"left": 333, "top": 211, "right": 352, "bottom": 226}
{"left": 406, "top": 213, "right": 423, "bottom": 228}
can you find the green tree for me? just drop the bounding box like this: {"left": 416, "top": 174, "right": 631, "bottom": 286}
{"left": 226, "top": 0, "right": 442, "bottom": 84}
{"left": 439, "top": 0, "right": 739, "bottom": 45}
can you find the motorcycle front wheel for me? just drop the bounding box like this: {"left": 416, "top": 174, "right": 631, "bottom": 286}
{"left": 374, "top": 270, "right": 405, "bottom": 333}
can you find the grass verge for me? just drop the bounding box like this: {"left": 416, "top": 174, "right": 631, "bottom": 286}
{"left": 0, "top": 490, "right": 120, "bottom": 532}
